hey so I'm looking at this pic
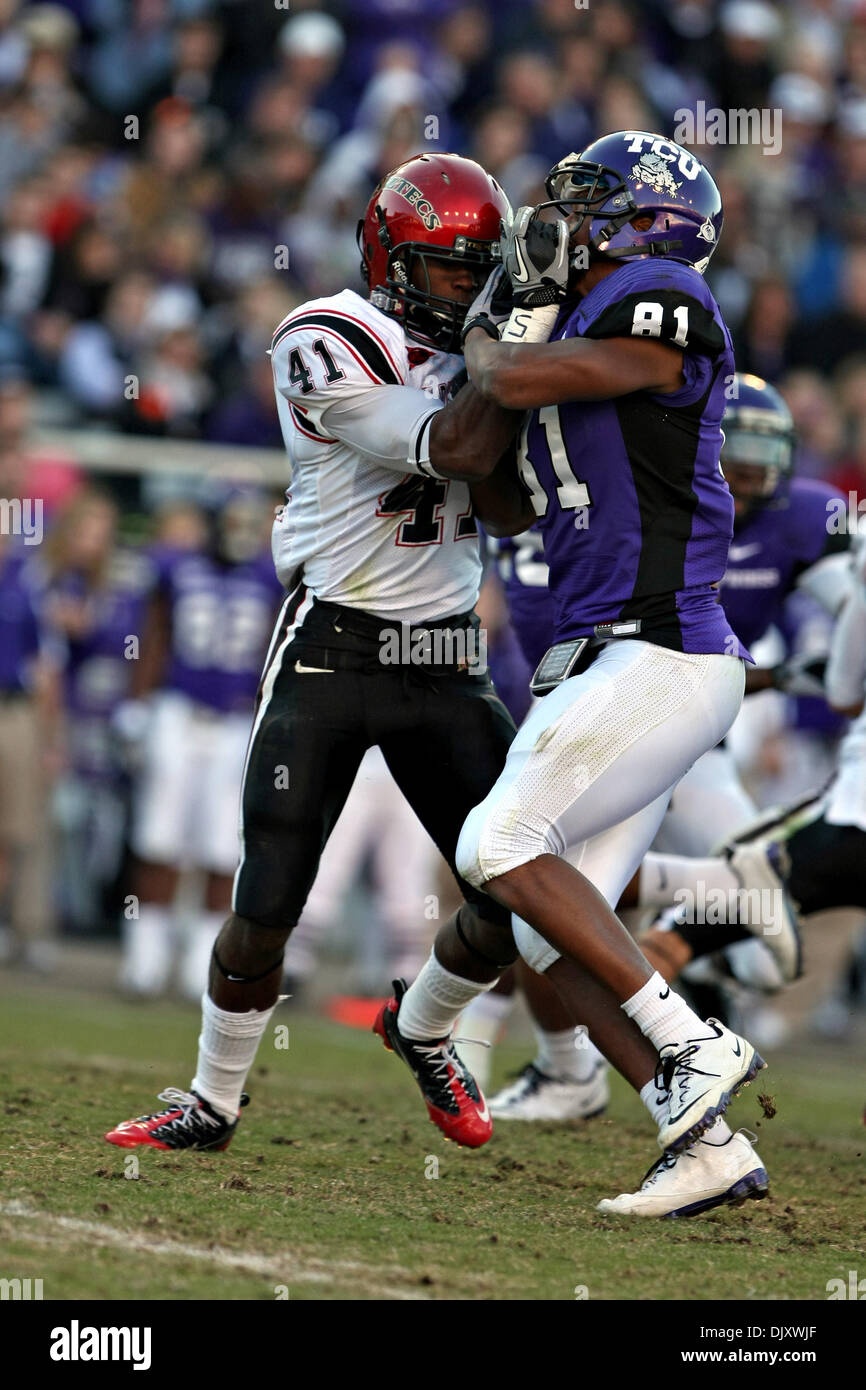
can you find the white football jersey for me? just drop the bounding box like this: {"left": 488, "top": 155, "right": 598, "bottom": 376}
{"left": 824, "top": 536, "right": 866, "bottom": 830}
{"left": 270, "top": 288, "right": 481, "bottom": 624}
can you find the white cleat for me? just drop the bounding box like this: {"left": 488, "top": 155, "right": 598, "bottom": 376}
{"left": 657, "top": 1017, "right": 766, "bottom": 1155}
{"left": 488, "top": 1061, "right": 609, "bottom": 1121}
{"left": 727, "top": 839, "right": 803, "bottom": 984}
{"left": 597, "top": 1129, "right": 769, "bottom": 1219}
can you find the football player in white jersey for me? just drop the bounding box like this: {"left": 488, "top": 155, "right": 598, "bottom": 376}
{"left": 105, "top": 152, "right": 536, "bottom": 1153}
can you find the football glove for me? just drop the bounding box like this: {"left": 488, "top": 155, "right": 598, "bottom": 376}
{"left": 770, "top": 653, "right": 827, "bottom": 699}
{"left": 501, "top": 206, "right": 570, "bottom": 308}
{"left": 461, "top": 266, "right": 513, "bottom": 345}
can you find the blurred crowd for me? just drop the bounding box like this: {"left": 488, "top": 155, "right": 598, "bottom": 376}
{"left": 0, "top": 0, "right": 861, "bottom": 485}
{"left": 1, "top": 1, "right": 866, "bottom": 1015}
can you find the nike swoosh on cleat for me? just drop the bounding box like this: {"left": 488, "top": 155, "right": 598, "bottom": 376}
{"left": 667, "top": 1090, "right": 712, "bottom": 1123}
{"left": 732, "top": 1041, "right": 742, "bottom": 1057}
{"left": 476, "top": 1099, "right": 490, "bottom": 1124}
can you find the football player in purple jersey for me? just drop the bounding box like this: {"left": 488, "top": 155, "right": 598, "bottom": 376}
{"left": 39, "top": 489, "right": 154, "bottom": 935}
{"left": 466, "top": 376, "right": 855, "bottom": 1120}
{"left": 0, "top": 525, "right": 60, "bottom": 966}
{"left": 627, "top": 376, "right": 852, "bottom": 991}
{"left": 118, "top": 493, "right": 284, "bottom": 1000}
{"left": 385, "top": 132, "right": 781, "bottom": 1216}
{"left": 639, "top": 532, "right": 866, "bottom": 1058}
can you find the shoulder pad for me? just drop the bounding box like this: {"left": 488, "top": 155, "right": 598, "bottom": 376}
{"left": 271, "top": 289, "right": 406, "bottom": 399}
{"left": 580, "top": 260, "right": 726, "bottom": 357}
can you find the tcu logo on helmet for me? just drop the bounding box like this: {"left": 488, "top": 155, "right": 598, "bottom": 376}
{"left": 630, "top": 152, "right": 682, "bottom": 196}
{"left": 623, "top": 132, "right": 701, "bottom": 182}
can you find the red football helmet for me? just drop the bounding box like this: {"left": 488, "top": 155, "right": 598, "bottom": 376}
{"left": 358, "top": 152, "right": 511, "bottom": 352}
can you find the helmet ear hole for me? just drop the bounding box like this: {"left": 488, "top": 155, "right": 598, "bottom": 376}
{"left": 375, "top": 205, "right": 392, "bottom": 250}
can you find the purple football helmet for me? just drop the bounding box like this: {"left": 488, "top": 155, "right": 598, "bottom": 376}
{"left": 540, "top": 130, "right": 723, "bottom": 275}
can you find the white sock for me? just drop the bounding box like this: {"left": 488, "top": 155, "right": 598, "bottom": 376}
{"left": 622, "top": 971, "right": 704, "bottom": 1053}
{"left": 640, "top": 1076, "right": 670, "bottom": 1129}
{"left": 191, "top": 992, "right": 277, "bottom": 1121}
{"left": 180, "top": 909, "right": 224, "bottom": 1002}
{"left": 701, "top": 1115, "right": 733, "bottom": 1145}
{"left": 639, "top": 852, "right": 738, "bottom": 909}
{"left": 120, "top": 903, "right": 174, "bottom": 996}
{"left": 397, "top": 950, "right": 496, "bottom": 1041}
{"left": 455, "top": 991, "right": 514, "bottom": 1091}
{"left": 535, "top": 1026, "right": 602, "bottom": 1083}
{"left": 458, "top": 989, "right": 513, "bottom": 1041}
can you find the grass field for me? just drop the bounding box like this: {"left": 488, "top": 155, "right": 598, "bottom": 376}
{"left": 1, "top": 975, "right": 864, "bottom": 1302}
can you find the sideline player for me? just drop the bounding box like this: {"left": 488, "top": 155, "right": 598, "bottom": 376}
{"left": 378, "top": 133, "right": 778, "bottom": 1216}
{"left": 117, "top": 493, "right": 283, "bottom": 999}
{"left": 636, "top": 533, "right": 866, "bottom": 981}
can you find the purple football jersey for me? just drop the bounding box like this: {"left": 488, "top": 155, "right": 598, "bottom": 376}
{"left": 779, "top": 587, "right": 847, "bottom": 738}
{"left": 0, "top": 552, "right": 41, "bottom": 692}
{"left": 154, "top": 548, "right": 284, "bottom": 713}
{"left": 487, "top": 622, "right": 534, "bottom": 726}
{"left": 46, "top": 551, "right": 155, "bottom": 779}
{"left": 720, "top": 479, "right": 849, "bottom": 650}
{"left": 489, "top": 526, "right": 555, "bottom": 671}
{"left": 521, "top": 258, "right": 746, "bottom": 657}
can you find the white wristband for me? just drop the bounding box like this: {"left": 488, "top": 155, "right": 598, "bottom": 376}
{"left": 500, "top": 303, "right": 560, "bottom": 345}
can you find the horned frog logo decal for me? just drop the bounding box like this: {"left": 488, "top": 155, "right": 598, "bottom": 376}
{"left": 630, "top": 151, "right": 681, "bottom": 196}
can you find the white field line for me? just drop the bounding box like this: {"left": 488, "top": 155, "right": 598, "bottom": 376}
{"left": 0, "top": 1201, "right": 430, "bottom": 1300}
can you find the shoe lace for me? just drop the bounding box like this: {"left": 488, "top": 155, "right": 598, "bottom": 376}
{"left": 654, "top": 1041, "right": 716, "bottom": 1102}
{"left": 639, "top": 1144, "right": 696, "bottom": 1191}
{"left": 412, "top": 1038, "right": 473, "bottom": 1083}
{"left": 155, "top": 1087, "right": 222, "bottom": 1131}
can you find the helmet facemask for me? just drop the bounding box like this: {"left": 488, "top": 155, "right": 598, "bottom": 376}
{"left": 384, "top": 239, "right": 499, "bottom": 352}
{"left": 722, "top": 419, "right": 796, "bottom": 525}
{"left": 538, "top": 156, "right": 690, "bottom": 272}
{"left": 539, "top": 160, "right": 639, "bottom": 265}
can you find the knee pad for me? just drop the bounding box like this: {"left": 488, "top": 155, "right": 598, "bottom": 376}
{"left": 512, "top": 913, "right": 561, "bottom": 974}
{"left": 456, "top": 799, "right": 550, "bottom": 889}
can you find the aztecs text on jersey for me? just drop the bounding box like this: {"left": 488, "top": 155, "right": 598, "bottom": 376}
{"left": 270, "top": 289, "right": 481, "bottom": 625}
{"left": 519, "top": 258, "right": 745, "bottom": 656}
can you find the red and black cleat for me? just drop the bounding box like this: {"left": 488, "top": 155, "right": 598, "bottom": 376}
{"left": 373, "top": 979, "right": 493, "bottom": 1149}
{"left": 104, "top": 1088, "right": 248, "bottom": 1151}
